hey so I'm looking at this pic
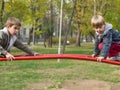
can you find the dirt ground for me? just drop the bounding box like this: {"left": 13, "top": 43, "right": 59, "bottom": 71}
{"left": 24, "top": 69, "right": 120, "bottom": 90}
{"left": 24, "top": 79, "right": 120, "bottom": 90}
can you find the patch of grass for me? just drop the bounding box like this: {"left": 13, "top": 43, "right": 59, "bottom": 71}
{"left": 0, "top": 42, "right": 120, "bottom": 90}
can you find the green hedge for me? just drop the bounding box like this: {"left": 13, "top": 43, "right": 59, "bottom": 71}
{"left": 52, "top": 37, "right": 76, "bottom": 45}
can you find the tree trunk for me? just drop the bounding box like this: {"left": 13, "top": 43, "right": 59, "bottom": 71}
{"left": 75, "top": 24, "right": 81, "bottom": 47}
{"left": 48, "top": 0, "right": 54, "bottom": 48}
{"left": 0, "top": 0, "right": 5, "bottom": 28}
{"left": 27, "top": 27, "right": 33, "bottom": 45}
{"left": 62, "top": 0, "right": 76, "bottom": 54}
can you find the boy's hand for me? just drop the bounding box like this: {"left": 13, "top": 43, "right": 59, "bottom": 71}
{"left": 6, "top": 52, "right": 15, "bottom": 61}
{"left": 33, "top": 52, "right": 43, "bottom": 56}
{"left": 92, "top": 54, "right": 97, "bottom": 57}
{"left": 96, "top": 56, "right": 105, "bottom": 62}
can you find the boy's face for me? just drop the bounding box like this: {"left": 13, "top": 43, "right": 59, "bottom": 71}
{"left": 93, "top": 24, "right": 105, "bottom": 34}
{"left": 7, "top": 25, "right": 20, "bottom": 36}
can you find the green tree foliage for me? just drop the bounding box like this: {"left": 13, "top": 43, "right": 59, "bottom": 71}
{"left": 0, "top": 0, "right": 120, "bottom": 46}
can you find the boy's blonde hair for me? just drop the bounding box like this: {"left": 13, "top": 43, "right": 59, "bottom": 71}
{"left": 5, "top": 17, "right": 21, "bottom": 27}
{"left": 91, "top": 15, "right": 105, "bottom": 27}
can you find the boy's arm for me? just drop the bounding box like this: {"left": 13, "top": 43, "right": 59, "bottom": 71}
{"left": 0, "top": 46, "right": 15, "bottom": 60}
{"left": 101, "top": 32, "right": 112, "bottom": 58}
{"left": 0, "top": 46, "right": 7, "bottom": 56}
{"left": 13, "top": 39, "right": 35, "bottom": 55}
{"left": 0, "top": 32, "right": 7, "bottom": 56}
{"left": 94, "top": 36, "right": 100, "bottom": 56}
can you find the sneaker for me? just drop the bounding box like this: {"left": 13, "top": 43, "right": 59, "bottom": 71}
{"left": 108, "top": 55, "right": 120, "bottom": 61}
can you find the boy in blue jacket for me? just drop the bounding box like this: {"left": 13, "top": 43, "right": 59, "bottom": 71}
{"left": 91, "top": 15, "right": 120, "bottom": 61}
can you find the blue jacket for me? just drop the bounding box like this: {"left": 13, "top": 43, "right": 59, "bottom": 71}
{"left": 94, "top": 23, "right": 120, "bottom": 58}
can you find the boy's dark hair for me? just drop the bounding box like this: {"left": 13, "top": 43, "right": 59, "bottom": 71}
{"left": 5, "top": 17, "right": 21, "bottom": 27}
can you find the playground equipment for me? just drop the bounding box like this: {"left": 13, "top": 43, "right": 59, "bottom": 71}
{"left": 0, "top": 54, "right": 120, "bottom": 66}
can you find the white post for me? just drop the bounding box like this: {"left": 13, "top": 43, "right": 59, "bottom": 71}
{"left": 58, "top": 0, "right": 63, "bottom": 62}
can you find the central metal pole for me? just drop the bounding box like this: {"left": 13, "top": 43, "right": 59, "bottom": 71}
{"left": 58, "top": 0, "right": 63, "bottom": 62}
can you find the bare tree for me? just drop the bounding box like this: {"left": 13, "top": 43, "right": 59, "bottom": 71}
{"left": 0, "top": 0, "right": 5, "bottom": 28}
{"left": 62, "top": 0, "right": 76, "bottom": 53}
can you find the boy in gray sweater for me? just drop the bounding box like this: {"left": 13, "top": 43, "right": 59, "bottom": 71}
{"left": 0, "top": 17, "right": 38, "bottom": 60}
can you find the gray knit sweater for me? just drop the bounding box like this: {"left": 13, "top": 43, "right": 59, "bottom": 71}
{"left": 0, "top": 27, "right": 34, "bottom": 56}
